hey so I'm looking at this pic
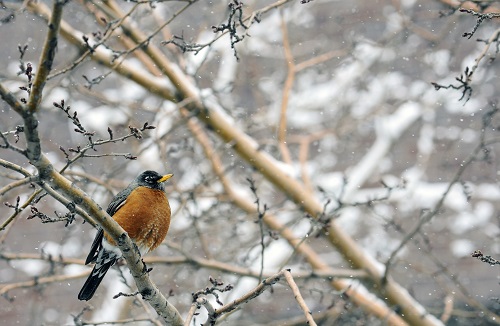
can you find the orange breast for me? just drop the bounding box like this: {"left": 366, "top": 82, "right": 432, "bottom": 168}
{"left": 105, "top": 186, "right": 171, "bottom": 253}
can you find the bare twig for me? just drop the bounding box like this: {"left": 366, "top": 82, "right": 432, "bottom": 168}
{"left": 0, "top": 270, "right": 90, "bottom": 297}
{"left": 440, "top": 294, "right": 454, "bottom": 323}
{"left": 459, "top": 8, "right": 500, "bottom": 39}
{"left": 184, "top": 115, "right": 406, "bottom": 325}
{"left": 24, "top": 1, "right": 441, "bottom": 324}
{"left": 384, "top": 108, "right": 500, "bottom": 282}
{"left": 471, "top": 250, "right": 500, "bottom": 266}
{"left": 246, "top": 177, "right": 268, "bottom": 283}
{"left": 283, "top": 270, "right": 317, "bottom": 325}
{"left": 202, "top": 270, "right": 316, "bottom": 325}
{"left": 432, "top": 21, "right": 500, "bottom": 102}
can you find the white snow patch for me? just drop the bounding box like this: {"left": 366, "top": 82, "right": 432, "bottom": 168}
{"left": 176, "top": 159, "right": 201, "bottom": 189}
{"left": 40, "top": 241, "right": 64, "bottom": 256}
{"left": 343, "top": 102, "right": 421, "bottom": 201}
{"left": 64, "top": 264, "right": 88, "bottom": 275}
{"left": 443, "top": 184, "right": 469, "bottom": 210}
{"left": 7, "top": 60, "right": 20, "bottom": 76}
{"left": 417, "top": 124, "right": 434, "bottom": 155}
{"left": 261, "top": 239, "right": 294, "bottom": 271}
{"left": 291, "top": 218, "right": 312, "bottom": 238}
{"left": 402, "top": 0, "right": 417, "bottom": 7}
{"left": 138, "top": 141, "right": 161, "bottom": 170}
{"left": 475, "top": 183, "right": 500, "bottom": 200}
{"left": 376, "top": 102, "right": 421, "bottom": 140}
{"left": 385, "top": 12, "right": 404, "bottom": 35}
{"left": 423, "top": 50, "right": 450, "bottom": 76}
{"left": 460, "top": 128, "right": 477, "bottom": 143}
{"left": 450, "top": 239, "right": 475, "bottom": 257}
{"left": 62, "top": 237, "right": 83, "bottom": 257}
{"left": 452, "top": 212, "right": 477, "bottom": 234}
{"left": 91, "top": 269, "right": 133, "bottom": 322}
{"left": 474, "top": 201, "right": 494, "bottom": 223}
{"left": 153, "top": 109, "right": 174, "bottom": 139}
{"left": 10, "top": 260, "right": 45, "bottom": 276}
{"left": 42, "top": 87, "right": 69, "bottom": 108}
{"left": 452, "top": 201, "right": 492, "bottom": 234}
{"left": 335, "top": 206, "right": 361, "bottom": 234}
{"left": 68, "top": 101, "right": 128, "bottom": 136}
{"left": 361, "top": 227, "right": 400, "bottom": 259}
{"left": 315, "top": 172, "right": 345, "bottom": 197}
{"left": 186, "top": 31, "right": 214, "bottom": 74}
{"left": 109, "top": 81, "right": 146, "bottom": 101}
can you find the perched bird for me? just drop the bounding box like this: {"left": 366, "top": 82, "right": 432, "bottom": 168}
{"left": 78, "top": 170, "right": 173, "bottom": 301}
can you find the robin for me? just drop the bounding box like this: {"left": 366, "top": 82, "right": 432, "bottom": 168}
{"left": 78, "top": 170, "right": 173, "bottom": 301}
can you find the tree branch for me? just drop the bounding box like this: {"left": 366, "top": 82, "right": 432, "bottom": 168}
{"left": 27, "top": 0, "right": 66, "bottom": 113}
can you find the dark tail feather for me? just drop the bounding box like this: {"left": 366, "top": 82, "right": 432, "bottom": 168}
{"left": 78, "top": 261, "right": 114, "bottom": 301}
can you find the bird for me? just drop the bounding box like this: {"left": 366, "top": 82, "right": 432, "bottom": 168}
{"left": 78, "top": 170, "right": 173, "bottom": 301}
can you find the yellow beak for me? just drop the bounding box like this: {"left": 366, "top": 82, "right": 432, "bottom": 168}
{"left": 158, "top": 174, "right": 173, "bottom": 183}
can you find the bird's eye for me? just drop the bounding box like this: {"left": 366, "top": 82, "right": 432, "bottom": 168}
{"left": 145, "top": 176, "right": 154, "bottom": 183}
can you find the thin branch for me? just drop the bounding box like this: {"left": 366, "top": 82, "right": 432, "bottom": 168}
{"left": 78, "top": 317, "right": 159, "bottom": 326}
{"left": 432, "top": 22, "right": 500, "bottom": 102}
{"left": 283, "top": 270, "right": 317, "bottom": 326}
{"left": 0, "top": 190, "right": 41, "bottom": 233}
{"left": 384, "top": 108, "right": 500, "bottom": 281}
{"left": 0, "top": 176, "right": 33, "bottom": 197}
{"left": 38, "top": 182, "right": 97, "bottom": 227}
{"left": 0, "top": 249, "right": 369, "bottom": 280}
{"left": 468, "top": 27, "right": 500, "bottom": 78}
{"left": 0, "top": 83, "right": 27, "bottom": 116}
{"left": 0, "top": 270, "right": 90, "bottom": 297}
{"left": 104, "top": 0, "right": 195, "bottom": 63}
{"left": 440, "top": 294, "right": 454, "bottom": 324}
{"left": 184, "top": 114, "right": 406, "bottom": 325}
{"left": 26, "top": 1, "right": 437, "bottom": 324}
{"left": 459, "top": 8, "right": 500, "bottom": 39}
{"left": 246, "top": 177, "right": 268, "bottom": 283}
{"left": 6, "top": 5, "right": 183, "bottom": 323}
{"left": 0, "top": 129, "right": 26, "bottom": 155}
{"left": 471, "top": 250, "right": 500, "bottom": 266}
{"left": 184, "top": 303, "right": 199, "bottom": 326}
{"left": 205, "top": 270, "right": 316, "bottom": 325}
{"left": 47, "top": 2, "right": 142, "bottom": 80}
{"left": 27, "top": 1, "right": 177, "bottom": 102}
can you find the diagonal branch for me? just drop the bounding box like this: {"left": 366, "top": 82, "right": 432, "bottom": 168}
{"left": 205, "top": 269, "right": 316, "bottom": 325}
{"left": 26, "top": 2, "right": 443, "bottom": 325}
{"left": 0, "top": 270, "right": 90, "bottom": 297}
{"left": 185, "top": 114, "right": 407, "bottom": 325}
{"left": 27, "top": 0, "right": 66, "bottom": 113}
{"left": 4, "top": 5, "right": 183, "bottom": 326}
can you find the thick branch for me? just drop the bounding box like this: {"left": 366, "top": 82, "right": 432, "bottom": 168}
{"left": 8, "top": 4, "right": 183, "bottom": 325}
{"left": 27, "top": 0, "right": 65, "bottom": 113}
{"left": 185, "top": 115, "right": 407, "bottom": 325}
{"left": 26, "top": 2, "right": 443, "bottom": 325}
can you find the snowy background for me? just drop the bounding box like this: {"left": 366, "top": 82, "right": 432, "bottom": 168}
{"left": 1, "top": 0, "right": 499, "bottom": 325}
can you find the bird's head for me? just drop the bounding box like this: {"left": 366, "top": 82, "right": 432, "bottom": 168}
{"left": 136, "top": 170, "right": 173, "bottom": 190}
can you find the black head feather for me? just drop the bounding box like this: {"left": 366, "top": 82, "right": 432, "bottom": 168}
{"left": 135, "top": 170, "right": 173, "bottom": 191}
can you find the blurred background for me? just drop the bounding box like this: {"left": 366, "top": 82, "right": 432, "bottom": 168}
{"left": 1, "top": 0, "right": 499, "bottom": 325}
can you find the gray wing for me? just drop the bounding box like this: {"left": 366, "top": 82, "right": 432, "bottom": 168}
{"left": 84, "top": 185, "right": 132, "bottom": 265}
{"left": 106, "top": 186, "right": 133, "bottom": 215}
{"left": 84, "top": 228, "right": 104, "bottom": 265}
